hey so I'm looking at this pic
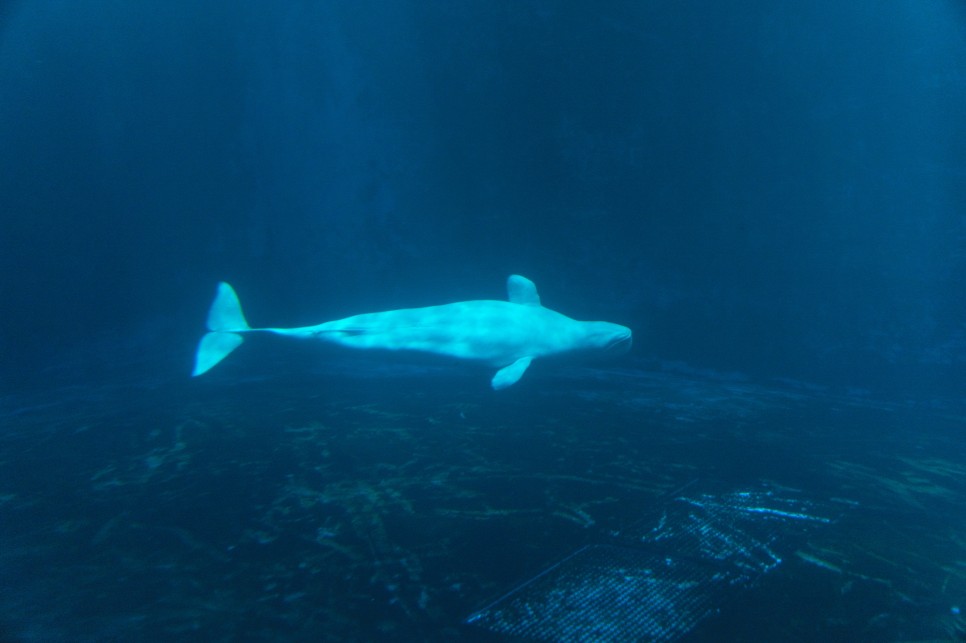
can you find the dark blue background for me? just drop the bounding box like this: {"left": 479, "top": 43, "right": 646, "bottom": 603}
{"left": 2, "top": 0, "right": 964, "bottom": 393}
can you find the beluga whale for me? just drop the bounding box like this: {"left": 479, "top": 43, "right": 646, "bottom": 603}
{"left": 192, "top": 275, "right": 632, "bottom": 389}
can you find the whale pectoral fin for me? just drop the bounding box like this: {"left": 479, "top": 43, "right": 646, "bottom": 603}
{"left": 491, "top": 356, "right": 533, "bottom": 390}
{"left": 506, "top": 275, "right": 541, "bottom": 306}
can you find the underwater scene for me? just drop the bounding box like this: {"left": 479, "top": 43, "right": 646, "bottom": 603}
{"left": 2, "top": 1, "right": 965, "bottom": 641}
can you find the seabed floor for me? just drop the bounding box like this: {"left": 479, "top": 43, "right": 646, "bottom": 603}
{"left": 1, "top": 356, "right": 965, "bottom": 641}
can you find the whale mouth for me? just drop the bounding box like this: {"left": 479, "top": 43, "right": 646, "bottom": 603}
{"left": 607, "top": 334, "right": 633, "bottom": 353}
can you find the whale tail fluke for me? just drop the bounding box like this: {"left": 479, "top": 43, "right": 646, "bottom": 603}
{"left": 192, "top": 282, "right": 250, "bottom": 377}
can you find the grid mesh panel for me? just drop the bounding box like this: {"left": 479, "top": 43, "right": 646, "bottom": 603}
{"left": 467, "top": 487, "right": 838, "bottom": 642}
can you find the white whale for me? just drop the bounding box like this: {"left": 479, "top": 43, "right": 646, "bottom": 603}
{"left": 192, "top": 275, "right": 632, "bottom": 389}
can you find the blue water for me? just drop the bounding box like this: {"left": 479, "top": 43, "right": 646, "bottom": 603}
{"left": 2, "top": 1, "right": 965, "bottom": 641}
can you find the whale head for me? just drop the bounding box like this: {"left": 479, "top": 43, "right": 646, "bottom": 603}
{"left": 581, "top": 321, "right": 633, "bottom": 355}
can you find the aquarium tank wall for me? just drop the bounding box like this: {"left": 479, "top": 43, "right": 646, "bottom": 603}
{"left": 2, "top": 0, "right": 965, "bottom": 395}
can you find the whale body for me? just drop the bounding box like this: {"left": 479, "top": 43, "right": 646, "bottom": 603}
{"left": 192, "top": 275, "right": 632, "bottom": 389}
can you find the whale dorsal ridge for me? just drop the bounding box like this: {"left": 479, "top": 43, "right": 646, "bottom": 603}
{"left": 507, "top": 275, "right": 541, "bottom": 306}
